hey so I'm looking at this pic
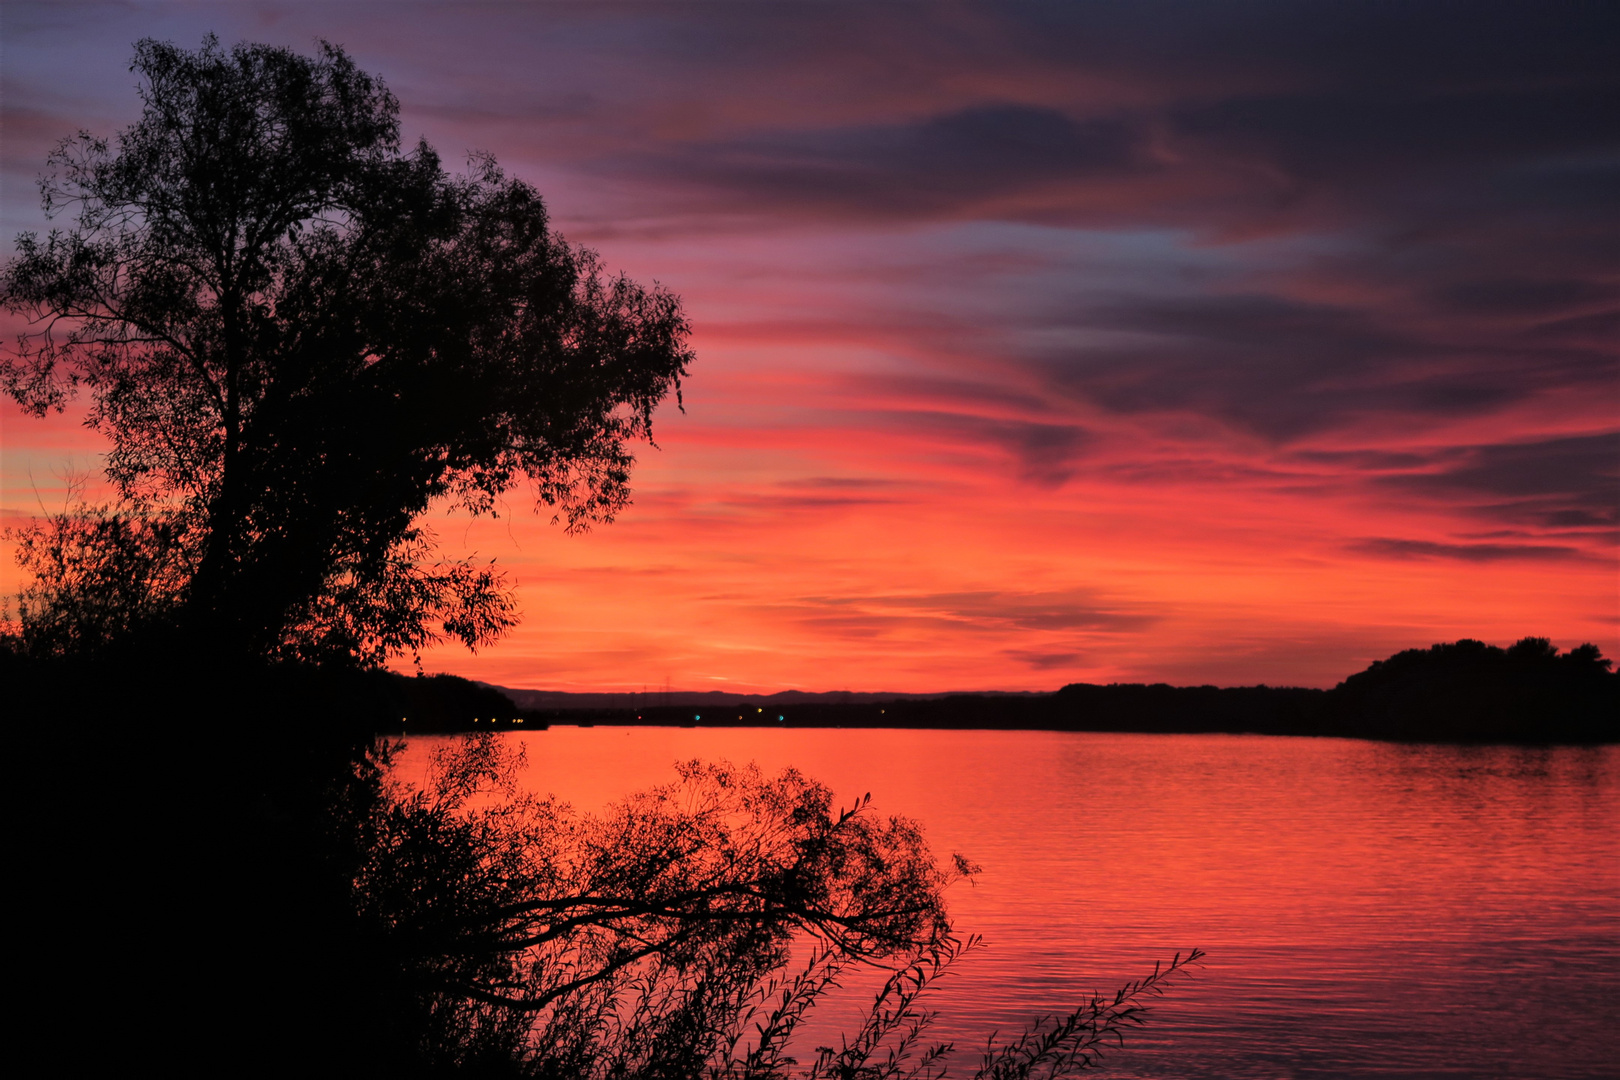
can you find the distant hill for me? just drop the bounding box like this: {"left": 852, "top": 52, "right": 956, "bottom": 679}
{"left": 476, "top": 637, "right": 1617, "bottom": 744}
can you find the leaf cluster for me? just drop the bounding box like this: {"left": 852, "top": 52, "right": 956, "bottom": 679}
{"left": 4, "top": 497, "right": 197, "bottom": 657}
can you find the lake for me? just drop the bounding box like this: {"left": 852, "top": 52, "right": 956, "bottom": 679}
{"left": 394, "top": 728, "right": 1619, "bottom": 1079}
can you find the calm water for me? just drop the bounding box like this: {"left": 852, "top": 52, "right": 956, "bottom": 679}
{"left": 395, "top": 729, "right": 1619, "bottom": 1079}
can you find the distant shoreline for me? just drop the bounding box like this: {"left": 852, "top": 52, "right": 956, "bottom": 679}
{"left": 424, "top": 682, "right": 1611, "bottom": 745}
{"left": 440, "top": 639, "right": 1617, "bottom": 745}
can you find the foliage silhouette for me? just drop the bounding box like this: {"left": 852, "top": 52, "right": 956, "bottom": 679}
{"left": 6, "top": 483, "right": 195, "bottom": 656}
{"left": 344, "top": 733, "right": 1201, "bottom": 1078}
{"left": 2, "top": 35, "right": 690, "bottom": 665}
{"left": 4, "top": 632, "right": 1201, "bottom": 1078}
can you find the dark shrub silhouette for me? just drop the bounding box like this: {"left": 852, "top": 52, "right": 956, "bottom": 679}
{"left": 340, "top": 733, "right": 1201, "bottom": 1078}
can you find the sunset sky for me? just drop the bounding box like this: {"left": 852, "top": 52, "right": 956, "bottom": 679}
{"left": 2, "top": 2, "right": 1615, "bottom": 692}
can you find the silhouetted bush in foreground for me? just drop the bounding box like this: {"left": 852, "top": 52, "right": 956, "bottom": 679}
{"left": 5, "top": 653, "right": 1199, "bottom": 1077}
{"left": 341, "top": 733, "right": 1201, "bottom": 1078}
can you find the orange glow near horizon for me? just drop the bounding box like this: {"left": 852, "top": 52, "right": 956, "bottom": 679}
{"left": 3, "top": 221, "right": 1615, "bottom": 693}
{"left": 1, "top": 6, "right": 1615, "bottom": 692}
{"left": 9, "top": 369, "right": 1610, "bottom": 694}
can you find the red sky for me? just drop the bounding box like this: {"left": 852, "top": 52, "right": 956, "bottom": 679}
{"left": 2, "top": 3, "right": 1615, "bottom": 691}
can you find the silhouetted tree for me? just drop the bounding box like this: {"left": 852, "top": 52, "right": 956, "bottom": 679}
{"left": 1, "top": 39, "right": 1201, "bottom": 1078}
{"left": 2, "top": 36, "right": 690, "bottom": 665}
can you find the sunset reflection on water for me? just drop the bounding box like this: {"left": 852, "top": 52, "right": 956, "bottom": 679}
{"left": 394, "top": 728, "right": 1619, "bottom": 1079}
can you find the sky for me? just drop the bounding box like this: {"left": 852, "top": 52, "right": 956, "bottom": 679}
{"left": 1, "top": 2, "right": 1616, "bottom": 692}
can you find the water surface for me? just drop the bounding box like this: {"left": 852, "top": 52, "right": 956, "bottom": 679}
{"left": 396, "top": 728, "right": 1619, "bottom": 1078}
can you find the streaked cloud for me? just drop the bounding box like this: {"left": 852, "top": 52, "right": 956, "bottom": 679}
{"left": 1348, "top": 538, "right": 1586, "bottom": 564}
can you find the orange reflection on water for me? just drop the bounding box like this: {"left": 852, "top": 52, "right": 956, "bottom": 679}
{"left": 394, "top": 727, "right": 1620, "bottom": 1079}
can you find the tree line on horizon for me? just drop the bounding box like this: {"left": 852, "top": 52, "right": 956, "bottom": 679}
{"left": 427, "top": 637, "right": 1611, "bottom": 746}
